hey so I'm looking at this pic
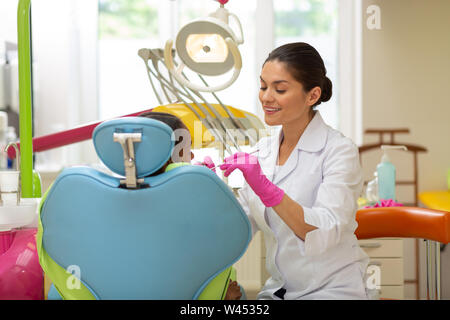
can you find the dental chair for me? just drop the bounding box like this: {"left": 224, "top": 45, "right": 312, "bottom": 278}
{"left": 36, "top": 117, "right": 251, "bottom": 299}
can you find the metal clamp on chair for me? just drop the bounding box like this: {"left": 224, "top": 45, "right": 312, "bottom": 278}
{"left": 37, "top": 117, "right": 251, "bottom": 299}
{"left": 112, "top": 132, "right": 144, "bottom": 189}
{"left": 356, "top": 207, "right": 450, "bottom": 300}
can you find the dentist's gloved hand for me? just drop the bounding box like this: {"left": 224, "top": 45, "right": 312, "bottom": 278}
{"left": 194, "top": 156, "right": 216, "bottom": 173}
{"left": 220, "top": 152, "right": 284, "bottom": 207}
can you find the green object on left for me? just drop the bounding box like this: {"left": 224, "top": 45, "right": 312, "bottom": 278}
{"left": 37, "top": 185, "right": 96, "bottom": 300}
{"left": 17, "top": 0, "right": 35, "bottom": 198}
{"left": 32, "top": 171, "right": 42, "bottom": 197}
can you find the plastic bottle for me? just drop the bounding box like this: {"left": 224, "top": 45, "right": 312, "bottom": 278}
{"left": 366, "top": 171, "right": 379, "bottom": 204}
{"left": 377, "top": 145, "right": 407, "bottom": 201}
{"left": 6, "top": 126, "right": 17, "bottom": 169}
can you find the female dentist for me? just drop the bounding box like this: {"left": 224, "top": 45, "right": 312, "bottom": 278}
{"left": 220, "top": 42, "right": 370, "bottom": 300}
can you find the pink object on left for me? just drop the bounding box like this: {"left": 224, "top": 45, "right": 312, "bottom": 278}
{"left": 0, "top": 229, "right": 44, "bottom": 300}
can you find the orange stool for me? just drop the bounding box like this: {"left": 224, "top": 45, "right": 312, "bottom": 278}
{"left": 355, "top": 207, "right": 450, "bottom": 300}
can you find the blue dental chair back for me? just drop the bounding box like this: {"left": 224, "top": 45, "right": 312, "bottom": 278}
{"left": 38, "top": 117, "right": 251, "bottom": 299}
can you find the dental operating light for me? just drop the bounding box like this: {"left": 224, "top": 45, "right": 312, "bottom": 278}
{"left": 164, "top": 0, "right": 244, "bottom": 92}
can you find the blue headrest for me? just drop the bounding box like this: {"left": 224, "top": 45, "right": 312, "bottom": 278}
{"left": 93, "top": 117, "right": 174, "bottom": 177}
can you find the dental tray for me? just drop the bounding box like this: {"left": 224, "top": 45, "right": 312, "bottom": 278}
{"left": 0, "top": 198, "right": 39, "bottom": 231}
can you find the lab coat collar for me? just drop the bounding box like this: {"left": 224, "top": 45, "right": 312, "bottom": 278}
{"left": 258, "top": 111, "right": 328, "bottom": 158}
{"left": 273, "top": 112, "right": 328, "bottom": 184}
{"left": 257, "top": 112, "right": 328, "bottom": 185}
{"left": 293, "top": 111, "right": 328, "bottom": 153}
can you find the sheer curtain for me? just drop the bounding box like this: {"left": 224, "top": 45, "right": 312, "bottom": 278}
{"left": 273, "top": 0, "right": 339, "bottom": 130}
{"left": 98, "top": 0, "right": 164, "bottom": 119}
{"left": 32, "top": 0, "right": 99, "bottom": 169}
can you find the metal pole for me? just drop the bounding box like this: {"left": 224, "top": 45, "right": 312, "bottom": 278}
{"left": 426, "top": 239, "right": 433, "bottom": 300}
{"left": 435, "top": 241, "right": 441, "bottom": 300}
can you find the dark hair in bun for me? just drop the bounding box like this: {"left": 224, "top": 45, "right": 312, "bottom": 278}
{"left": 264, "top": 42, "right": 332, "bottom": 107}
{"left": 321, "top": 76, "right": 332, "bottom": 103}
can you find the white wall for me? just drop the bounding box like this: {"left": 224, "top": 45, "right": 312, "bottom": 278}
{"left": 361, "top": 0, "right": 450, "bottom": 299}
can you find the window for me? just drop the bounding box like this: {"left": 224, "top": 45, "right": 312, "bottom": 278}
{"left": 98, "top": 0, "right": 162, "bottom": 119}
{"left": 31, "top": 0, "right": 99, "bottom": 169}
{"left": 98, "top": 0, "right": 258, "bottom": 119}
{"left": 98, "top": 0, "right": 345, "bottom": 130}
{"left": 274, "top": 0, "right": 339, "bottom": 129}
{"left": 16, "top": 0, "right": 356, "bottom": 170}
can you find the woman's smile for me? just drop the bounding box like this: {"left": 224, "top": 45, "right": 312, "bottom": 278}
{"left": 263, "top": 105, "right": 282, "bottom": 115}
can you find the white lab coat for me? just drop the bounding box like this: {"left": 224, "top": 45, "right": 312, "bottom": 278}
{"left": 237, "top": 111, "right": 370, "bottom": 300}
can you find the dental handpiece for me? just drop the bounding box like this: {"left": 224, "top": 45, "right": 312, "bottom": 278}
{"left": 208, "top": 149, "right": 259, "bottom": 171}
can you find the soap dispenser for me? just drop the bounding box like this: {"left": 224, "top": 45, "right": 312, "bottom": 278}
{"left": 377, "top": 145, "right": 407, "bottom": 201}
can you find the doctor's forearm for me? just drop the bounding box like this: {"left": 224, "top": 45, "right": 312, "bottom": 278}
{"left": 272, "top": 194, "right": 317, "bottom": 240}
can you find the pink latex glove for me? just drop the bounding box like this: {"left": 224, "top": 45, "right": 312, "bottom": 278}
{"left": 194, "top": 156, "right": 216, "bottom": 173}
{"left": 220, "top": 152, "right": 284, "bottom": 207}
